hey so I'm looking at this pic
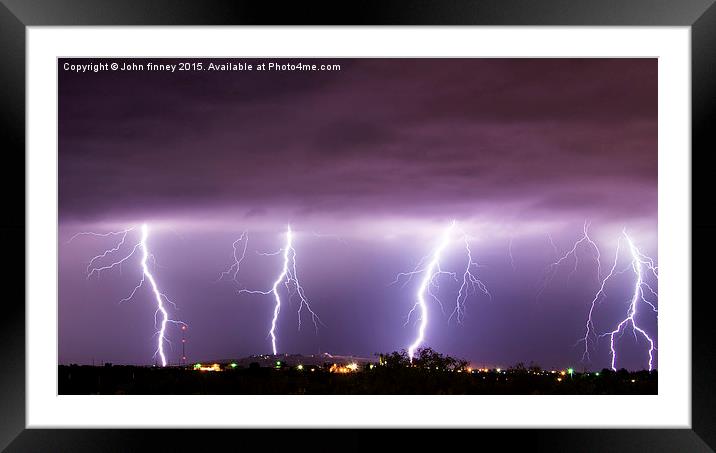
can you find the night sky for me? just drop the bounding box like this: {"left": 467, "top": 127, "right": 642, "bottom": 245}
{"left": 58, "top": 58, "right": 657, "bottom": 371}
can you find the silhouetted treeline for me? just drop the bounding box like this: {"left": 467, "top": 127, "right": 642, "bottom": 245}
{"left": 379, "top": 348, "right": 469, "bottom": 371}
{"left": 59, "top": 348, "right": 656, "bottom": 395}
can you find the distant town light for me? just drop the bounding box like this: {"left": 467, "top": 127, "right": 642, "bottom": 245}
{"left": 297, "top": 364, "right": 304, "bottom": 370}
{"left": 330, "top": 363, "right": 357, "bottom": 374}
{"left": 195, "top": 363, "right": 221, "bottom": 372}
{"left": 230, "top": 363, "right": 237, "bottom": 368}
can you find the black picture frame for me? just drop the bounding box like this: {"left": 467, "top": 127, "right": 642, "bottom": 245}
{"left": 2, "top": 0, "right": 713, "bottom": 450}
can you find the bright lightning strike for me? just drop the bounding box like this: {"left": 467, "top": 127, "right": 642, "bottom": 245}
{"left": 397, "top": 221, "right": 490, "bottom": 362}
{"left": 601, "top": 230, "right": 658, "bottom": 371}
{"left": 72, "top": 224, "right": 185, "bottom": 367}
{"left": 239, "top": 225, "right": 322, "bottom": 355}
{"left": 406, "top": 221, "right": 455, "bottom": 362}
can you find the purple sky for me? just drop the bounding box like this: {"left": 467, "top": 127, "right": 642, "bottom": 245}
{"left": 59, "top": 58, "right": 657, "bottom": 371}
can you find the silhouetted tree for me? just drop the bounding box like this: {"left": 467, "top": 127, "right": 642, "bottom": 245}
{"left": 382, "top": 350, "right": 410, "bottom": 368}
{"left": 414, "top": 347, "right": 446, "bottom": 370}
{"left": 408, "top": 347, "right": 469, "bottom": 372}
{"left": 454, "top": 359, "right": 469, "bottom": 372}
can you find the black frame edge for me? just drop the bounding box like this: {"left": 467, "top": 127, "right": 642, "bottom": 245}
{"left": 1, "top": 0, "right": 716, "bottom": 26}
{"left": 3, "top": 0, "right": 715, "bottom": 451}
{"left": 0, "top": 2, "right": 26, "bottom": 452}
{"left": 692, "top": 0, "right": 716, "bottom": 450}
{"left": 3, "top": 429, "right": 716, "bottom": 452}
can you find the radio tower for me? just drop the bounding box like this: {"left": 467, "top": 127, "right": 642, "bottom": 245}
{"left": 181, "top": 325, "right": 188, "bottom": 366}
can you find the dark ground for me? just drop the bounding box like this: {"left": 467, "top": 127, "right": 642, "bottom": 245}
{"left": 58, "top": 364, "right": 657, "bottom": 395}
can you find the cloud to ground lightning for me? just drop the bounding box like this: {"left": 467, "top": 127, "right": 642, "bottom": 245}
{"left": 236, "top": 225, "right": 323, "bottom": 354}
{"left": 395, "top": 221, "right": 490, "bottom": 362}
{"left": 600, "top": 231, "right": 658, "bottom": 371}
{"left": 546, "top": 225, "right": 658, "bottom": 370}
{"left": 70, "top": 224, "right": 186, "bottom": 366}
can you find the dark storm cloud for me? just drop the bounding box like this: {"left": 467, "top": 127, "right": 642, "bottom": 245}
{"left": 58, "top": 58, "right": 656, "bottom": 226}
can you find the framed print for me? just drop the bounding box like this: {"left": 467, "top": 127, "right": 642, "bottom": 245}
{"left": 3, "top": 0, "right": 715, "bottom": 450}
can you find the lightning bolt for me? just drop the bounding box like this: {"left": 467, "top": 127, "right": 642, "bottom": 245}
{"left": 546, "top": 232, "right": 559, "bottom": 258}
{"left": 577, "top": 229, "right": 658, "bottom": 371}
{"left": 580, "top": 237, "right": 622, "bottom": 362}
{"left": 74, "top": 227, "right": 138, "bottom": 279}
{"left": 67, "top": 228, "right": 135, "bottom": 244}
{"left": 216, "top": 231, "right": 249, "bottom": 284}
{"left": 312, "top": 230, "right": 348, "bottom": 246}
{"left": 602, "top": 230, "right": 658, "bottom": 371}
{"left": 239, "top": 225, "right": 322, "bottom": 355}
{"left": 508, "top": 237, "right": 516, "bottom": 271}
{"left": 451, "top": 232, "right": 492, "bottom": 325}
{"left": 71, "top": 223, "right": 185, "bottom": 366}
{"left": 397, "top": 221, "right": 490, "bottom": 362}
{"left": 537, "top": 220, "right": 601, "bottom": 300}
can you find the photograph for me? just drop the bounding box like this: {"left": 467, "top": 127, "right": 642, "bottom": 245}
{"left": 57, "top": 57, "right": 658, "bottom": 395}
